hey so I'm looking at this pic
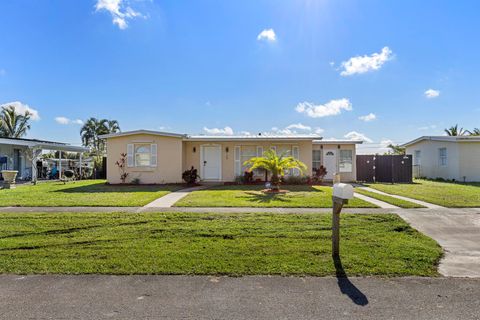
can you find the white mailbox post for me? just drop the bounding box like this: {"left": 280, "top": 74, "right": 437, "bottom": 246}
{"left": 332, "top": 183, "right": 354, "bottom": 258}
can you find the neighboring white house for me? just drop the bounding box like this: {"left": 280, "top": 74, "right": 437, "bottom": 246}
{"left": 402, "top": 136, "right": 480, "bottom": 182}
{"left": 0, "top": 137, "right": 88, "bottom": 182}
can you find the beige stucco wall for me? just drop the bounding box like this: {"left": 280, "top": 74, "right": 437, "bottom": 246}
{"left": 312, "top": 143, "right": 357, "bottom": 182}
{"left": 105, "top": 134, "right": 184, "bottom": 184}
{"left": 406, "top": 140, "right": 460, "bottom": 180}
{"left": 183, "top": 140, "right": 313, "bottom": 182}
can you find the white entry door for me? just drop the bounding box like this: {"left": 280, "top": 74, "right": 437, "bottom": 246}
{"left": 201, "top": 145, "right": 222, "bottom": 180}
{"left": 323, "top": 149, "right": 337, "bottom": 180}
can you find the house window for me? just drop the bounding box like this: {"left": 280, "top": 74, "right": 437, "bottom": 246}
{"left": 135, "top": 144, "right": 151, "bottom": 166}
{"left": 438, "top": 148, "right": 447, "bottom": 166}
{"left": 240, "top": 146, "right": 257, "bottom": 173}
{"left": 414, "top": 150, "right": 421, "bottom": 166}
{"left": 312, "top": 150, "right": 321, "bottom": 170}
{"left": 339, "top": 150, "right": 353, "bottom": 173}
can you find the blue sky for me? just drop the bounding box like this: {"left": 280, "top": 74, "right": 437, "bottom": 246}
{"left": 1, "top": 0, "right": 479, "bottom": 153}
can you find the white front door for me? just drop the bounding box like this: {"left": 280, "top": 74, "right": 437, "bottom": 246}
{"left": 201, "top": 145, "right": 222, "bottom": 180}
{"left": 323, "top": 149, "right": 337, "bottom": 180}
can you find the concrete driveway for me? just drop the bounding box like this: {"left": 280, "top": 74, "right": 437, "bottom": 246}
{"left": 1, "top": 275, "right": 479, "bottom": 320}
{"left": 396, "top": 207, "right": 480, "bottom": 277}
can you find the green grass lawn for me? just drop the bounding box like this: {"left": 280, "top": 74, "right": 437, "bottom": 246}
{"left": 0, "top": 180, "right": 182, "bottom": 207}
{"left": 366, "top": 179, "right": 480, "bottom": 207}
{"left": 354, "top": 188, "right": 424, "bottom": 208}
{"left": 175, "top": 185, "right": 377, "bottom": 208}
{"left": 0, "top": 212, "right": 441, "bottom": 276}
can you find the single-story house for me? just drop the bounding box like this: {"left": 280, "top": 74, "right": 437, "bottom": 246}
{"left": 0, "top": 137, "right": 88, "bottom": 182}
{"left": 100, "top": 130, "right": 362, "bottom": 184}
{"left": 402, "top": 136, "right": 480, "bottom": 182}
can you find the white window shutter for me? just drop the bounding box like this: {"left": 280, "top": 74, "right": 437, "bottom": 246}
{"left": 234, "top": 146, "right": 241, "bottom": 176}
{"left": 292, "top": 146, "right": 300, "bottom": 176}
{"left": 256, "top": 146, "right": 263, "bottom": 157}
{"left": 127, "top": 144, "right": 134, "bottom": 167}
{"left": 150, "top": 144, "right": 157, "bottom": 167}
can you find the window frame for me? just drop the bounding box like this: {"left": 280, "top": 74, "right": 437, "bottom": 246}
{"left": 338, "top": 149, "right": 353, "bottom": 173}
{"left": 134, "top": 144, "right": 152, "bottom": 167}
{"left": 312, "top": 150, "right": 322, "bottom": 171}
{"left": 438, "top": 147, "right": 447, "bottom": 167}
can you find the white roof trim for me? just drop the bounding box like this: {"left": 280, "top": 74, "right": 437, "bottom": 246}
{"left": 186, "top": 135, "right": 323, "bottom": 141}
{"left": 99, "top": 130, "right": 187, "bottom": 139}
{"left": 401, "top": 136, "right": 480, "bottom": 147}
{"left": 313, "top": 139, "right": 363, "bottom": 145}
{"left": 100, "top": 130, "right": 323, "bottom": 141}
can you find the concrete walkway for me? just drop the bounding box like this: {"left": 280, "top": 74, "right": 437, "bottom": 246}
{"left": 357, "top": 186, "right": 445, "bottom": 209}
{"left": 353, "top": 192, "right": 399, "bottom": 209}
{"left": 1, "top": 275, "right": 479, "bottom": 319}
{"left": 141, "top": 185, "right": 207, "bottom": 209}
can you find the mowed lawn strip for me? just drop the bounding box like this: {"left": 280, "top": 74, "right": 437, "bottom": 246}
{"left": 354, "top": 188, "right": 424, "bottom": 208}
{"left": 0, "top": 212, "right": 441, "bottom": 276}
{"left": 366, "top": 179, "right": 480, "bottom": 208}
{"left": 175, "top": 185, "right": 377, "bottom": 208}
{"left": 0, "top": 180, "right": 182, "bottom": 207}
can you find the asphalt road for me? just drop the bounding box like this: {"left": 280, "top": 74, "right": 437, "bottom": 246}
{"left": 1, "top": 275, "right": 479, "bottom": 320}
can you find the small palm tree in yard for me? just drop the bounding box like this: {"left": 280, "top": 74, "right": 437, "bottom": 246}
{"left": 244, "top": 149, "right": 307, "bottom": 191}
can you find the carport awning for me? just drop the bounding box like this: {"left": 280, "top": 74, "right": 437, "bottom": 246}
{"left": 0, "top": 137, "right": 88, "bottom": 153}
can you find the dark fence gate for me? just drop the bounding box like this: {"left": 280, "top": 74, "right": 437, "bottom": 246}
{"left": 356, "top": 155, "right": 412, "bottom": 183}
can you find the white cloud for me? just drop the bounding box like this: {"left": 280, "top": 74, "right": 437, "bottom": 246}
{"left": 359, "top": 113, "right": 377, "bottom": 122}
{"left": 240, "top": 131, "right": 253, "bottom": 136}
{"left": 285, "top": 123, "right": 311, "bottom": 131}
{"left": 203, "top": 126, "right": 234, "bottom": 136}
{"left": 296, "top": 98, "right": 352, "bottom": 118}
{"left": 418, "top": 124, "right": 437, "bottom": 131}
{"left": 340, "top": 47, "right": 393, "bottom": 76}
{"left": 257, "top": 28, "right": 276, "bottom": 42}
{"left": 344, "top": 131, "right": 373, "bottom": 143}
{"left": 55, "top": 117, "right": 83, "bottom": 125}
{"left": 0, "top": 101, "right": 40, "bottom": 121}
{"left": 95, "top": 0, "right": 144, "bottom": 30}
{"left": 424, "top": 89, "right": 440, "bottom": 99}
{"left": 265, "top": 124, "right": 322, "bottom": 137}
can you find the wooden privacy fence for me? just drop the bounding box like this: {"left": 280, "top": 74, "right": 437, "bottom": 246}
{"left": 356, "top": 155, "right": 412, "bottom": 183}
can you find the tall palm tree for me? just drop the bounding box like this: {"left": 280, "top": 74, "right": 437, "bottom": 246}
{"left": 80, "top": 118, "right": 121, "bottom": 155}
{"left": 105, "top": 120, "right": 120, "bottom": 133}
{"left": 0, "top": 105, "right": 32, "bottom": 138}
{"left": 243, "top": 149, "right": 307, "bottom": 191}
{"left": 470, "top": 128, "right": 480, "bottom": 136}
{"left": 444, "top": 124, "right": 467, "bottom": 136}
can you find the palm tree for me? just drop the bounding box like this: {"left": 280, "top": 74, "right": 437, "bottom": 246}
{"left": 0, "top": 105, "right": 32, "bottom": 138}
{"left": 243, "top": 149, "right": 307, "bottom": 191}
{"left": 444, "top": 124, "right": 467, "bottom": 136}
{"left": 105, "top": 120, "right": 120, "bottom": 134}
{"left": 470, "top": 128, "right": 480, "bottom": 136}
{"left": 386, "top": 144, "right": 406, "bottom": 155}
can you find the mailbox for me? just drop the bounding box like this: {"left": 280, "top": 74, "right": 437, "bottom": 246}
{"left": 333, "top": 183, "right": 354, "bottom": 200}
